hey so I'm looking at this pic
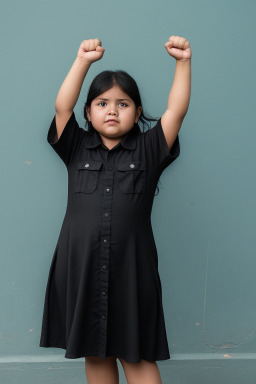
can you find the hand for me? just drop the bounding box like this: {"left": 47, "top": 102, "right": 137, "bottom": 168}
{"left": 164, "top": 35, "right": 192, "bottom": 61}
{"left": 77, "top": 39, "right": 105, "bottom": 64}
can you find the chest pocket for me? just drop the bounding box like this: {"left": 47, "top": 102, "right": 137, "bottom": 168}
{"left": 117, "top": 161, "right": 147, "bottom": 194}
{"left": 74, "top": 160, "right": 103, "bottom": 193}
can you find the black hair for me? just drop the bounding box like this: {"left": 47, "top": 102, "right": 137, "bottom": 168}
{"left": 82, "top": 70, "right": 161, "bottom": 195}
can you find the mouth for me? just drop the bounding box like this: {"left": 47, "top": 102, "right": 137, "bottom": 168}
{"left": 106, "top": 120, "right": 118, "bottom": 124}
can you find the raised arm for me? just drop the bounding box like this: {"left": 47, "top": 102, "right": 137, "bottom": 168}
{"left": 54, "top": 39, "right": 105, "bottom": 141}
{"left": 161, "top": 35, "right": 192, "bottom": 150}
{"left": 55, "top": 58, "right": 91, "bottom": 112}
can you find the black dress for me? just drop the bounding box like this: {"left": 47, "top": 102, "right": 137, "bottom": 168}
{"left": 39, "top": 111, "right": 180, "bottom": 363}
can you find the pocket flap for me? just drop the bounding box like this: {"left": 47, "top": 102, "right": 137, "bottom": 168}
{"left": 77, "top": 160, "right": 103, "bottom": 171}
{"left": 117, "top": 161, "right": 146, "bottom": 171}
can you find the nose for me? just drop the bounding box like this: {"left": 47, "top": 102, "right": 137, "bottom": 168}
{"left": 108, "top": 111, "right": 117, "bottom": 116}
{"left": 108, "top": 104, "right": 118, "bottom": 115}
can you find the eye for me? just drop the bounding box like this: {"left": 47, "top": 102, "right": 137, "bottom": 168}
{"left": 98, "top": 101, "right": 128, "bottom": 107}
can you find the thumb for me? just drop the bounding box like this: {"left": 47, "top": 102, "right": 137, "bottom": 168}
{"left": 165, "top": 42, "right": 173, "bottom": 49}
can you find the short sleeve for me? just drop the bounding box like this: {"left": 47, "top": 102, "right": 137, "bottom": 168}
{"left": 144, "top": 118, "right": 180, "bottom": 174}
{"left": 47, "top": 111, "right": 85, "bottom": 167}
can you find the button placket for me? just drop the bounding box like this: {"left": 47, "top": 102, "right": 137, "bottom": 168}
{"left": 98, "top": 163, "right": 114, "bottom": 358}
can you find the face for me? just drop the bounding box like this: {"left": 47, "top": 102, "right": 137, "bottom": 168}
{"left": 86, "top": 85, "right": 142, "bottom": 141}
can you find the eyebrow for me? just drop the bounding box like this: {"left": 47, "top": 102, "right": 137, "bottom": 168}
{"left": 96, "top": 98, "right": 130, "bottom": 101}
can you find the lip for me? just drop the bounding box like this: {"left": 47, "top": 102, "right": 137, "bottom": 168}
{"left": 106, "top": 120, "right": 118, "bottom": 123}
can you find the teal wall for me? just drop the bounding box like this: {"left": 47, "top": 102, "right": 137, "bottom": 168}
{"left": 1, "top": 0, "right": 256, "bottom": 382}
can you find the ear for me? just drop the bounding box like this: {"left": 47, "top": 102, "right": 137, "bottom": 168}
{"left": 86, "top": 105, "right": 91, "bottom": 121}
{"left": 135, "top": 106, "right": 143, "bottom": 123}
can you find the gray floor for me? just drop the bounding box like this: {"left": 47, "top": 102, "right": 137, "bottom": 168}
{"left": 1, "top": 359, "right": 256, "bottom": 384}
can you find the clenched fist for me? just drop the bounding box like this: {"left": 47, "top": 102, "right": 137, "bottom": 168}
{"left": 77, "top": 39, "right": 105, "bottom": 64}
{"left": 164, "top": 35, "right": 192, "bottom": 61}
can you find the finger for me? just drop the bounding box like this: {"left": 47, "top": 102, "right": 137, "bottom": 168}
{"left": 183, "top": 39, "right": 189, "bottom": 49}
{"left": 165, "top": 42, "right": 174, "bottom": 49}
{"left": 88, "top": 39, "right": 96, "bottom": 51}
{"left": 95, "top": 38, "right": 102, "bottom": 46}
{"left": 176, "top": 37, "right": 187, "bottom": 49}
{"left": 96, "top": 46, "right": 104, "bottom": 52}
{"left": 184, "top": 40, "right": 190, "bottom": 49}
{"left": 178, "top": 37, "right": 186, "bottom": 49}
{"left": 167, "top": 36, "right": 187, "bottom": 49}
{"left": 93, "top": 39, "right": 101, "bottom": 51}
{"left": 87, "top": 40, "right": 93, "bottom": 51}
{"left": 83, "top": 40, "right": 90, "bottom": 51}
{"left": 169, "top": 35, "right": 177, "bottom": 45}
{"left": 177, "top": 37, "right": 182, "bottom": 49}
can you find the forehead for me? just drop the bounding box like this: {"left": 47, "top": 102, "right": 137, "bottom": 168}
{"left": 94, "top": 86, "right": 132, "bottom": 102}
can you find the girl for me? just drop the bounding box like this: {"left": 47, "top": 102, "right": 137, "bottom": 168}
{"left": 40, "top": 37, "right": 191, "bottom": 384}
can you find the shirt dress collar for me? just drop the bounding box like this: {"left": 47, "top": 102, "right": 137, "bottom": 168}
{"left": 85, "top": 123, "right": 140, "bottom": 150}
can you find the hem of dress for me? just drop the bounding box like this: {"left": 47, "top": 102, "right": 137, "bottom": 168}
{"left": 40, "top": 344, "right": 170, "bottom": 363}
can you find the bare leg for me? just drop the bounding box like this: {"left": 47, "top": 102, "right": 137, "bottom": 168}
{"left": 118, "top": 357, "right": 162, "bottom": 384}
{"left": 85, "top": 356, "right": 119, "bottom": 384}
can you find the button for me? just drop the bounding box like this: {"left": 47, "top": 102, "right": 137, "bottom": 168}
{"left": 104, "top": 213, "right": 109, "bottom": 217}
{"left": 106, "top": 188, "right": 110, "bottom": 192}
{"left": 130, "top": 163, "right": 135, "bottom": 168}
{"left": 108, "top": 166, "right": 113, "bottom": 171}
{"left": 101, "top": 315, "right": 106, "bottom": 320}
{"left": 101, "top": 290, "right": 106, "bottom": 296}
{"left": 84, "top": 163, "right": 90, "bottom": 168}
{"left": 102, "top": 264, "right": 108, "bottom": 270}
{"left": 103, "top": 238, "right": 107, "bottom": 243}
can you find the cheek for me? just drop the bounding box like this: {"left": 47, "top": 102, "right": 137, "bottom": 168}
{"left": 123, "top": 109, "right": 135, "bottom": 118}
{"left": 92, "top": 109, "right": 104, "bottom": 119}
